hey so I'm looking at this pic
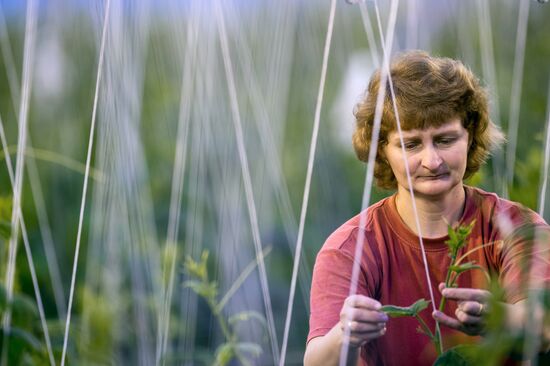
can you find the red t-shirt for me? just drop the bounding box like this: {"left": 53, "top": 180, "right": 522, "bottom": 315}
{"left": 308, "top": 186, "right": 550, "bottom": 365}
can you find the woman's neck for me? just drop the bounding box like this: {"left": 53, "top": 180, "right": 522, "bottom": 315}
{"left": 394, "top": 184, "right": 466, "bottom": 238}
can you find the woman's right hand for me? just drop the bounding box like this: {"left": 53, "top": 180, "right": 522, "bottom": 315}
{"left": 339, "top": 294, "right": 389, "bottom": 348}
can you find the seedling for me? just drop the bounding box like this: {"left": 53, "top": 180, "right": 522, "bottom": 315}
{"left": 183, "top": 248, "right": 270, "bottom": 366}
{"left": 380, "top": 221, "right": 492, "bottom": 357}
{"left": 381, "top": 299, "right": 435, "bottom": 342}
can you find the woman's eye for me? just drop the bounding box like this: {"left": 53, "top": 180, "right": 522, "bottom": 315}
{"left": 404, "top": 142, "right": 419, "bottom": 150}
{"left": 437, "top": 137, "right": 456, "bottom": 145}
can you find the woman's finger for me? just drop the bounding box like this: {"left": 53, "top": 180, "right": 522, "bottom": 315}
{"left": 440, "top": 286, "right": 491, "bottom": 303}
{"left": 345, "top": 295, "right": 382, "bottom": 310}
{"left": 341, "top": 307, "right": 388, "bottom": 324}
{"left": 433, "top": 310, "right": 485, "bottom": 336}
{"left": 345, "top": 320, "right": 386, "bottom": 334}
{"left": 457, "top": 301, "right": 487, "bottom": 317}
{"left": 455, "top": 308, "right": 481, "bottom": 326}
{"left": 348, "top": 327, "right": 387, "bottom": 347}
{"left": 433, "top": 310, "right": 462, "bottom": 331}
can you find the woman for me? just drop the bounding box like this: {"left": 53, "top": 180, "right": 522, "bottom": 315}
{"left": 304, "top": 51, "right": 550, "bottom": 365}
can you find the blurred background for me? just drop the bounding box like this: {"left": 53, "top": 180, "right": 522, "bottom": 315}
{"left": 0, "top": 0, "right": 549, "bottom": 364}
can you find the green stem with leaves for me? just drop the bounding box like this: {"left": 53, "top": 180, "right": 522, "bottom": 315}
{"left": 434, "top": 254, "right": 456, "bottom": 356}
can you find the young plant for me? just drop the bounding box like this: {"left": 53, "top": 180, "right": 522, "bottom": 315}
{"left": 381, "top": 221, "right": 490, "bottom": 356}
{"left": 381, "top": 298, "right": 435, "bottom": 342}
{"left": 0, "top": 284, "right": 57, "bottom": 365}
{"left": 0, "top": 196, "right": 12, "bottom": 278}
{"left": 183, "top": 248, "right": 270, "bottom": 366}
{"left": 437, "top": 220, "right": 484, "bottom": 314}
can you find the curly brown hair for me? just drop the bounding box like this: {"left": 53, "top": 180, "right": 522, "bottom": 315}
{"left": 352, "top": 50, "right": 505, "bottom": 190}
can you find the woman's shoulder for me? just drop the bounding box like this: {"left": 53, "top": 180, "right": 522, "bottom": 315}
{"left": 321, "top": 195, "right": 394, "bottom": 253}
{"left": 465, "top": 185, "right": 547, "bottom": 227}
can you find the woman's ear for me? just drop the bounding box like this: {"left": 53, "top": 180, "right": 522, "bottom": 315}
{"left": 378, "top": 145, "right": 386, "bottom": 160}
{"left": 378, "top": 147, "right": 390, "bottom": 165}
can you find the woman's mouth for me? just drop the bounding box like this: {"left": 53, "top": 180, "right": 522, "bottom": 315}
{"left": 419, "top": 173, "right": 449, "bottom": 180}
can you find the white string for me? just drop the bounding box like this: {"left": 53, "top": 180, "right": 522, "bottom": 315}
{"left": 0, "top": 116, "right": 56, "bottom": 366}
{"left": 358, "top": 2, "right": 380, "bottom": 68}
{"left": 386, "top": 71, "right": 441, "bottom": 347}
{"left": 0, "top": 4, "right": 20, "bottom": 107}
{"left": 0, "top": 0, "right": 67, "bottom": 321}
{"left": 373, "top": 0, "right": 440, "bottom": 348}
{"left": 538, "top": 78, "right": 550, "bottom": 218}
{"left": 279, "top": 0, "right": 337, "bottom": 364}
{"left": 155, "top": 3, "right": 198, "bottom": 362}
{"left": 505, "top": 0, "right": 530, "bottom": 187}
{"left": 1, "top": 1, "right": 37, "bottom": 365}
{"left": 61, "top": 0, "right": 110, "bottom": 364}
{"left": 476, "top": 0, "right": 507, "bottom": 197}
{"left": 226, "top": 0, "right": 311, "bottom": 312}
{"left": 522, "top": 77, "right": 550, "bottom": 365}
{"left": 215, "top": 0, "right": 280, "bottom": 363}
{"left": 342, "top": 0, "right": 444, "bottom": 362}
{"left": 26, "top": 152, "right": 68, "bottom": 319}
{"left": 339, "top": 0, "right": 400, "bottom": 364}
{"left": 180, "top": 3, "right": 213, "bottom": 358}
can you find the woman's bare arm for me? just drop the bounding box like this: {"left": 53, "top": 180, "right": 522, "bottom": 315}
{"left": 304, "top": 295, "right": 388, "bottom": 366}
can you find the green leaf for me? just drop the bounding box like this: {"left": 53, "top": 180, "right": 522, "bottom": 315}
{"left": 447, "top": 225, "right": 459, "bottom": 250}
{"left": 380, "top": 304, "right": 413, "bottom": 317}
{"left": 11, "top": 294, "right": 39, "bottom": 330}
{"left": 381, "top": 299, "right": 430, "bottom": 318}
{"left": 449, "top": 262, "right": 484, "bottom": 275}
{"left": 183, "top": 250, "right": 209, "bottom": 281}
{"left": 0, "top": 220, "right": 10, "bottom": 240}
{"left": 410, "top": 298, "right": 430, "bottom": 314}
{"left": 433, "top": 344, "right": 477, "bottom": 365}
{"left": 235, "top": 342, "right": 262, "bottom": 357}
{"left": 233, "top": 343, "right": 262, "bottom": 366}
{"left": 0, "top": 326, "right": 43, "bottom": 365}
{"left": 228, "top": 311, "right": 266, "bottom": 329}
{"left": 214, "top": 343, "right": 235, "bottom": 366}
{"left": 445, "top": 220, "right": 476, "bottom": 256}
{"left": 8, "top": 327, "right": 41, "bottom": 351}
{"left": 0, "top": 196, "right": 12, "bottom": 222}
{"left": 183, "top": 280, "right": 218, "bottom": 301}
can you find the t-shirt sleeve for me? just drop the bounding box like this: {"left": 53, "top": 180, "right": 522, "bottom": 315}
{"left": 307, "top": 247, "right": 373, "bottom": 343}
{"left": 496, "top": 219, "right": 550, "bottom": 303}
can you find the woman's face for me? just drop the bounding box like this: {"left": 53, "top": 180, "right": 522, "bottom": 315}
{"left": 383, "top": 118, "right": 469, "bottom": 199}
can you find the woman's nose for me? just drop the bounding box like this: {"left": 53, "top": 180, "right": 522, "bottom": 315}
{"left": 421, "top": 145, "right": 443, "bottom": 170}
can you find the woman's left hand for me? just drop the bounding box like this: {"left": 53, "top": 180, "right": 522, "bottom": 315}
{"left": 432, "top": 283, "right": 491, "bottom": 336}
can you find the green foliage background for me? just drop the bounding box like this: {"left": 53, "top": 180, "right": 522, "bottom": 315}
{"left": 0, "top": 1, "right": 548, "bottom": 364}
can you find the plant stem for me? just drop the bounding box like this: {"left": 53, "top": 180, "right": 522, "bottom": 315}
{"left": 434, "top": 323, "right": 443, "bottom": 355}
{"left": 415, "top": 314, "right": 434, "bottom": 339}
{"left": 210, "top": 298, "right": 233, "bottom": 343}
{"left": 433, "top": 254, "right": 458, "bottom": 356}
{"left": 439, "top": 255, "right": 455, "bottom": 312}
{"left": 415, "top": 313, "right": 444, "bottom": 355}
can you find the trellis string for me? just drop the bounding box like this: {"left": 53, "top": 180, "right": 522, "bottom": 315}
{"left": 0, "top": 116, "right": 55, "bottom": 366}
{"left": 339, "top": 0, "right": 402, "bottom": 364}
{"left": 0, "top": 0, "right": 67, "bottom": 321}
{"left": 279, "top": 0, "right": 338, "bottom": 364}
{"left": 1, "top": 1, "right": 37, "bottom": 365}
{"left": 215, "top": 0, "right": 280, "bottom": 363}
{"left": 61, "top": 0, "right": 111, "bottom": 364}
{"left": 155, "top": 3, "right": 198, "bottom": 362}
{"left": 506, "top": 0, "right": 530, "bottom": 186}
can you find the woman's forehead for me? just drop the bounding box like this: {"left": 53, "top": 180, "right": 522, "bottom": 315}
{"left": 387, "top": 118, "right": 464, "bottom": 139}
